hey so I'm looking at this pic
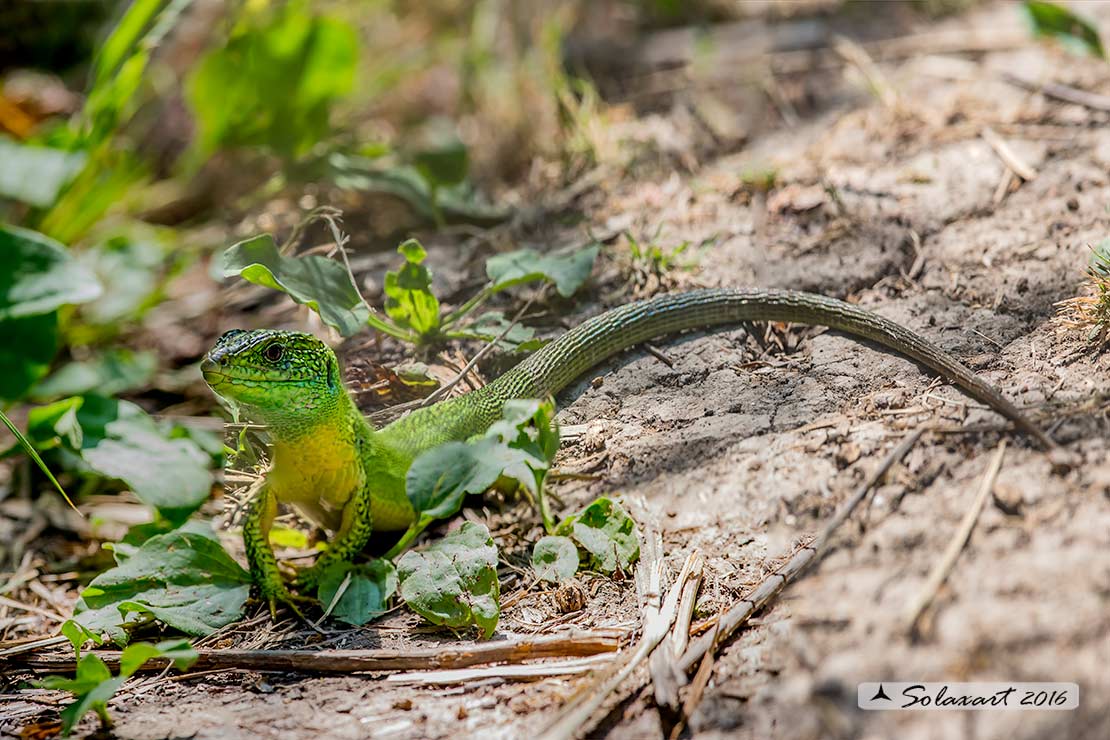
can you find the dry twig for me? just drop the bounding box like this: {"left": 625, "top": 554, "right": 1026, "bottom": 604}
{"left": 677, "top": 428, "right": 926, "bottom": 672}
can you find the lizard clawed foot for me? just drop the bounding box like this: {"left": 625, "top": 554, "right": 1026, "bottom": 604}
{"left": 258, "top": 581, "right": 317, "bottom": 621}
{"left": 291, "top": 565, "right": 324, "bottom": 595}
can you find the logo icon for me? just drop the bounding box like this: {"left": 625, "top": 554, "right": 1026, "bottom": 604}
{"left": 870, "top": 684, "right": 892, "bottom": 702}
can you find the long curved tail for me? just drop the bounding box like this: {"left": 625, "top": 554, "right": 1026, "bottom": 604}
{"left": 481, "top": 289, "right": 1051, "bottom": 447}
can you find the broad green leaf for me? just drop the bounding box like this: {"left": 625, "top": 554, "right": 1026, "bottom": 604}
{"left": 405, "top": 439, "right": 506, "bottom": 522}
{"left": 320, "top": 153, "right": 510, "bottom": 226}
{"left": 27, "top": 396, "right": 213, "bottom": 523}
{"left": 397, "top": 522, "right": 500, "bottom": 638}
{"left": 485, "top": 399, "right": 560, "bottom": 494}
{"left": 221, "top": 234, "right": 370, "bottom": 337}
{"left": 317, "top": 559, "right": 398, "bottom": 626}
{"left": 79, "top": 233, "right": 168, "bottom": 326}
{"left": 0, "top": 313, "right": 58, "bottom": 401}
{"left": 453, "top": 311, "right": 544, "bottom": 352}
{"left": 531, "top": 536, "right": 579, "bottom": 583}
{"left": 1023, "top": 1, "right": 1105, "bottom": 58}
{"left": 383, "top": 239, "right": 441, "bottom": 337}
{"left": 390, "top": 400, "right": 560, "bottom": 558}
{"left": 486, "top": 244, "right": 599, "bottom": 297}
{"left": 187, "top": 6, "right": 357, "bottom": 159}
{"left": 38, "top": 653, "right": 112, "bottom": 695}
{"left": 72, "top": 530, "right": 251, "bottom": 644}
{"left": 31, "top": 349, "right": 157, "bottom": 401}
{"left": 0, "top": 139, "right": 86, "bottom": 208}
{"left": 0, "top": 225, "right": 102, "bottom": 320}
{"left": 557, "top": 497, "right": 640, "bottom": 574}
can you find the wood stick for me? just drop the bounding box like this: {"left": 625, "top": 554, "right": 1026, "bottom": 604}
{"left": 385, "top": 654, "right": 615, "bottom": 685}
{"left": 7, "top": 630, "right": 625, "bottom": 675}
{"left": 677, "top": 428, "right": 925, "bottom": 672}
{"left": 1000, "top": 72, "right": 1110, "bottom": 113}
{"left": 904, "top": 440, "right": 1007, "bottom": 636}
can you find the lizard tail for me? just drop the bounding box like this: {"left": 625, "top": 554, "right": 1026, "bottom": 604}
{"left": 481, "top": 288, "right": 1051, "bottom": 448}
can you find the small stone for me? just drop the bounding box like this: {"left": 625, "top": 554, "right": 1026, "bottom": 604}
{"left": 393, "top": 698, "right": 414, "bottom": 711}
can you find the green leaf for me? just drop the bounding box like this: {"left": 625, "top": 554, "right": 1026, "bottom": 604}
{"left": 485, "top": 399, "right": 560, "bottom": 494}
{"left": 397, "top": 522, "right": 500, "bottom": 639}
{"left": 118, "top": 638, "right": 198, "bottom": 678}
{"left": 38, "top": 638, "right": 196, "bottom": 736}
{"left": 412, "top": 134, "right": 469, "bottom": 188}
{"left": 1023, "top": 1, "right": 1105, "bottom": 58}
{"left": 60, "top": 620, "right": 102, "bottom": 656}
{"left": 72, "top": 530, "right": 251, "bottom": 644}
{"left": 389, "top": 399, "right": 560, "bottom": 558}
{"left": 531, "top": 536, "right": 579, "bottom": 583}
{"left": 31, "top": 349, "right": 157, "bottom": 401}
{"left": 0, "top": 139, "right": 86, "bottom": 207}
{"left": 221, "top": 234, "right": 370, "bottom": 337}
{"left": 383, "top": 239, "right": 441, "bottom": 337}
{"left": 557, "top": 497, "right": 640, "bottom": 574}
{"left": 317, "top": 559, "right": 398, "bottom": 626}
{"left": 405, "top": 439, "right": 506, "bottom": 522}
{"left": 187, "top": 6, "right": 357, "bottom": 159}
{"left": 453, "top": 311, "right": 544, "bottom": 352}
{"left": 79, "top": 232, "right": 169, "bottom": 326}
{"left": 486, "top": 244, "right": 599, "bottom": 298}
{"left": 318, "top": 152, "right": 509, "bottom": 226}
{"left": 0, "top": 225, "right": 103, "bottom": 320}
{"left": 0, "top": 312, "right": 58, "bottom": 401}
{"left": 27, "top": 396, "right": 213, "bottom": 523}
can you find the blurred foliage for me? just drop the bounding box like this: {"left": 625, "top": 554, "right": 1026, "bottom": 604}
{"left": 187, "top": 1, "right": 357, "bottom": 161}
{"left": 1023, "top": 0, "right": 1105, "bottom": 59}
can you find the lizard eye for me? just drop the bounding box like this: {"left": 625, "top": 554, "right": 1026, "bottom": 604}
{"left": 263, "top": 343, "right": 285, "bottom": 362}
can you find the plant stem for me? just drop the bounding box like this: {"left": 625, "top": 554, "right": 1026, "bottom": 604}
{"left": 440, "top": 285, "right": 494, "bottom": 328}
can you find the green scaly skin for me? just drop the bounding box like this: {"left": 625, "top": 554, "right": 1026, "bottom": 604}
{"left": 202, "top": 289, "right": 1051, "bottom": 616}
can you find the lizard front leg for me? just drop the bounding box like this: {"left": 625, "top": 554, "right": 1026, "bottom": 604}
{"left": 293, "top": 483, "right": 374, "bottom": 594}
{"left": 243, "top": 481, "right": 314, "bottom": 618}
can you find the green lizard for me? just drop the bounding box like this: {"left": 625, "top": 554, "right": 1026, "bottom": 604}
{"left": 201, "top": 288, "right": 1052, "bottom": 615}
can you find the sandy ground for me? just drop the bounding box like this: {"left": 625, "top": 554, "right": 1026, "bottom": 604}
{"left": 4, "top": 2, "right": 1110, "bottom": 738}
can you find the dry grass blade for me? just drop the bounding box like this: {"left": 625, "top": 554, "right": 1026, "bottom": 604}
{"left": 650, "top": 550, "right": 704, "bottom": 710}
{"left": 904, "top": 440, "right": 1007, "bottom": 637}
{"left": 981, "top": 126, "right": 1037, "bottom": 181}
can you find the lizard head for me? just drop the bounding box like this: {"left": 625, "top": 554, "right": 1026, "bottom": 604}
{"left": 201, "top": 329, "right": 347, "bottom": 435}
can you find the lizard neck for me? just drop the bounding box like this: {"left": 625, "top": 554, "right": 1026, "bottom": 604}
{"left": 265, "top": 393, "right": 369, "bottom": 528}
